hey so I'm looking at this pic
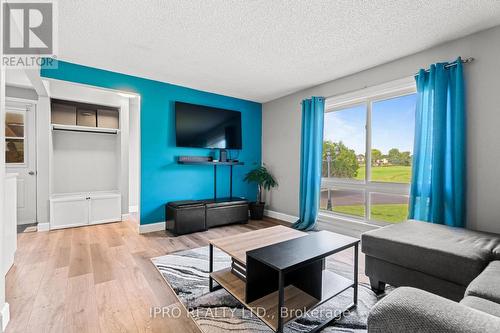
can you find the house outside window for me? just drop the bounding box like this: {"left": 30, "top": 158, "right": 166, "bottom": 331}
{"left": 320, "top": 78, "right": 417, "bottom": 225}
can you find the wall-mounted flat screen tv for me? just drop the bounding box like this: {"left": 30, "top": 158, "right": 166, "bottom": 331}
{"left": 175, "top": 101, "right": 242, "bottom": 149}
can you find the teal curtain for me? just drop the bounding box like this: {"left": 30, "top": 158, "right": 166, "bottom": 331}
{"left": 409, "top": 58, "right": 466, "bottom": 227}
{"left": 293, "top": 97, "right": 325, "bottom": 230}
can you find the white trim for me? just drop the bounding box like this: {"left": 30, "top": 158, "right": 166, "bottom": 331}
{"left": 318, "top": 211, "right": 385, "bottom": 228}
{"left": 121, "top": 213, "right": 131, "bottom": 220}
{"left": 325, "top": 76, "right": 415, "bottom": 110}
{"left": 263, "top": 209, "right": 296, "bottom": 224}
{"left": 321, "top": 178, "right": 410, "bottom": 194}
{"left": 36, "top": 223, "right": 50, "bottom": 232}
{"left": 139, "top": 221, "right": 165, "bottom": 234}
{"left": 129, "top": 205, "right": 138, "bottom": 213}
{"left": 1, "top": 302, "right": 10, "bottom": 332}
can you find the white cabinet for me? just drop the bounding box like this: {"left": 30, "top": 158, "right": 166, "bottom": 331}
{"left": 50, "top": 194, "right": 89, "bottom": 229}
{"left": 89, "top": 192, "right": 122, "bottom": 225}
{"left": 50, "top": 192, "right": 121, "bottom": 230}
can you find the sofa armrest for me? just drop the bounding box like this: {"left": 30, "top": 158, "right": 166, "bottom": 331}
{"left": 368, "top": 287, "right": 500, "bottom": 333}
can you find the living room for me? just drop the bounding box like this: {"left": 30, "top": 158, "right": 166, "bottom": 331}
{"left": 1, "top": 1, "right": 500, "bottom": 333}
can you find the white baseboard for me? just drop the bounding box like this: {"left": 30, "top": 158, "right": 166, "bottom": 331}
{"left": 264, "top": 209, "right": 297, "bottom": 224}
{"left": 122, "top": 213, "right": 131, "bottom": 220}
{"left": 129, "top": 205, "right": 139, "bottom": 213}
{"left": 138, "top": 221, "right": 165, "bottom": 234}
{"left": 1, "top": 302, "right": 10, "bottom": 332}
{"left": 37, "top": 223, "right": 50, "bottom": 232}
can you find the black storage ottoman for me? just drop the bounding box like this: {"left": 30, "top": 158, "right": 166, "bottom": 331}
{"left": 165, "top": 200, "right": 206, "bottom": 235}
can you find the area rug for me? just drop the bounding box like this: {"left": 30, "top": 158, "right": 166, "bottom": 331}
{"left": 151, "top": 246, "right": 392, "bottom": 332}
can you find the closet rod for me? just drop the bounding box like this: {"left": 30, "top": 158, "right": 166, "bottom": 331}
{"left": 53, "top": 128, "right": 118, "bottom": 134}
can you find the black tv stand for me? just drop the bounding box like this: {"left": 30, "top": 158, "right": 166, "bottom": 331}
{"left": 177, "top": 159, "right": 244, "bottom": 199}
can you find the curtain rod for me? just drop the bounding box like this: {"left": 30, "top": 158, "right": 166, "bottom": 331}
{"left": 301, "top": 57, "right": 475, "bottom": 104}
{"left": 420, "top": 57, "right": 474, "bottom": 73}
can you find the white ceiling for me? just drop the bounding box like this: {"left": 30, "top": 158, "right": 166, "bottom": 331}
{"left": 57, "top": 1, "right": 500, "bottom": 102}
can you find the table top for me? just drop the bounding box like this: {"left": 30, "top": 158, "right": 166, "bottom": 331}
{"left": 247, "top": 230, "right": 359, "bottom": 272}
{"left": 209, "top": 225, "right": 306, "bottom": 264}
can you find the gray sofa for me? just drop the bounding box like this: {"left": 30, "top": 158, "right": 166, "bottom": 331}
{"left": 361, "top": 220, "right": 500, "bottom": 332}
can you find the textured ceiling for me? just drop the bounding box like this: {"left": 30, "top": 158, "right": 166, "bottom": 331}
{"left": 57, "top": 1, "right": 500, "bottom": 102}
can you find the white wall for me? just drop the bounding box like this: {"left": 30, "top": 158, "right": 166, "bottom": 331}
{"left": 37, "top": 96, "right": 50, "bottom": 224}
{"left": 52, "top": 131, "right": 119, "bottom": 193}
{"left": 262, "top": 25, "right": 500, "bottom": 234}
{"left": 0, "top": 21, "right": 8, "bottom": 331}
{"left": 128, "top": 98, "right": 140, "bottom": 212}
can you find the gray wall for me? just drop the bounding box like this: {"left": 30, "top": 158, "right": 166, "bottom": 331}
{"left": 262, "top": 25, "right": 500, "bottom": 234}
{"left": 6, "top": 86, "right": 38, "bottom": 100}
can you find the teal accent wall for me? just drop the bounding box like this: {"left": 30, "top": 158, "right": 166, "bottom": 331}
{"left": 41, "top": 61, "right": 262, "bottom": 225}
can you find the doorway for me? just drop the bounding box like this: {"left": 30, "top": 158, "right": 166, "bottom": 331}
{"left": 5, "top": 100, "right": 37, "bottom": 225}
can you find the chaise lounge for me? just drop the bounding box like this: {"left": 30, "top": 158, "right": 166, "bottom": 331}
{"left": 362, "top": 220, "right": 500, "bottom": 332}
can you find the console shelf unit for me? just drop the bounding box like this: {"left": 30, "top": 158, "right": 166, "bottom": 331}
{"left": 177, "top": 160, "right": 244, "bottom": 199}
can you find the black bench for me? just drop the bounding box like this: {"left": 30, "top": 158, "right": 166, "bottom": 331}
{"left": 165, "top": 197, "right": 248, "bottom": 235}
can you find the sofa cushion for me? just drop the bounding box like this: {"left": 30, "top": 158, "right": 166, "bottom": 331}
{"left": 362, "top": 220, "right": 500, "bottom": 286}
{"left": 465, "top": 260, "right": 500, "bottom": 303}
{"left": 460, "top": 296, "right": 500, "bottom": 317}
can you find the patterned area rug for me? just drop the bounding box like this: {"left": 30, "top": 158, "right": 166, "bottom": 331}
{"left": 151, "top": 246, "right": 392, "bottom": 333}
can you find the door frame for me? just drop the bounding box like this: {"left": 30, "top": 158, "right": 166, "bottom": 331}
{"left": 5, "top": 97, "right": 38, "bottom": 225}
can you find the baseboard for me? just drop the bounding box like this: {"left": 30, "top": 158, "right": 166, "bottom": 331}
{"left": 138, "top": 221, "right": 165, "bottom": 234}
{"left": 122, "top": 213, "right": 131, "bottom": 220}
{"left": 264, "top": 209, "right": 297, "bottom": 224}
{"left": 129, "top": 205, "right": 139, "bottom": 213}
{"left": 37, "top": 223, "right": 50, "bottom": 232}
{"left": 1, "top": 302, "right": 10, "bottom": 332}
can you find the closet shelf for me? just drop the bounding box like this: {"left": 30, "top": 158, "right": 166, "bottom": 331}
{"left": 51, "top": 124, "right": 120, "bottom": 134}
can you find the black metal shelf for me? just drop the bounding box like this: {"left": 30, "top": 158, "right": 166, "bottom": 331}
{"left": 177, "top": 160, "right": 244, "bottom": 166}
{"left": 177, "top": 159, "right": 244, "bottom": 199}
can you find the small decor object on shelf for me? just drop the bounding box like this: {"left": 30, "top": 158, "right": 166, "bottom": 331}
{"left": 243, "top": 165, "right": 278, "bottom": 220}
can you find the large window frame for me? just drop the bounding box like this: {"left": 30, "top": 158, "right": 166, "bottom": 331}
{"left": 320, "top": 77, "right": 417, "bottom": 226}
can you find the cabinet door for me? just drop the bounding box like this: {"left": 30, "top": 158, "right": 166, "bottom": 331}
{"left": 89, "top": 193, "right": 121, "bottom": 225}
{"left": 50, "top": 196, "right": 89, "bottom": 229}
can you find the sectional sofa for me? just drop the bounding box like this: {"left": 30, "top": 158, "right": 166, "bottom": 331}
{"left": 361, "top": 220, "right": 500, "bottom": 332}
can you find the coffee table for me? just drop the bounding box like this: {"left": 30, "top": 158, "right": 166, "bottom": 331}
{"left": 209, "top": 226, "right": 359, "bottom": 332}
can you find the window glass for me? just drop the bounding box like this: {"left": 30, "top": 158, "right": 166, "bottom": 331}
{"left": 323, "top": 104, "right": 366, "bottom": 181}
{"left": 6, "top": 139, "right": 24, "bottom": 163}
{"left": 370, "top": 193, "right": 409, "bottom": 223}
{"left": 371, "top": 94, "right": 416, "bottom": 183}
{"left": 5, "top": 112, "right": 24, "bottom": 137}
{"left": 321, "top": 188, "right": 365, "bottom": 218}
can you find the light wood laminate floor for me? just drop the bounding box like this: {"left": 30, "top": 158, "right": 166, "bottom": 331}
{"left": 5, "top": 217, "right": 366, "bottom": 333}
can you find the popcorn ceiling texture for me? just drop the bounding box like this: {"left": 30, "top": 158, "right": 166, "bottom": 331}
{"left": 57, "top": 1, "right": 500, "bottom": 102}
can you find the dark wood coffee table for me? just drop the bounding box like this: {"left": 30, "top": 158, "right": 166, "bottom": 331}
{"left": 209, "top": 227, "right": 359, "bottom": 333}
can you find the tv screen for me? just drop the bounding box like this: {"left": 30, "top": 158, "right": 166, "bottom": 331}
{"left": 175, "top": 102, "right": 242, "bottom": 149}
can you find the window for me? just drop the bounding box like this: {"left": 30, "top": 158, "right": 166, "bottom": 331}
{"left": 321, "top": 79, "right": 416, "bottom": 224}
{"left": 5, "top": 110, "right": 26, "bottom": 164}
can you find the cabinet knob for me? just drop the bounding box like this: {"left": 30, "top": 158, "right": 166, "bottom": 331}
{"left": 28, "top": 171, "right": 35, "bottom": 175}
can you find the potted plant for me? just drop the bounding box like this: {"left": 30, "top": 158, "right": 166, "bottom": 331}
{"left": 244, "top": 165, "right": 278, "bottom": 220}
